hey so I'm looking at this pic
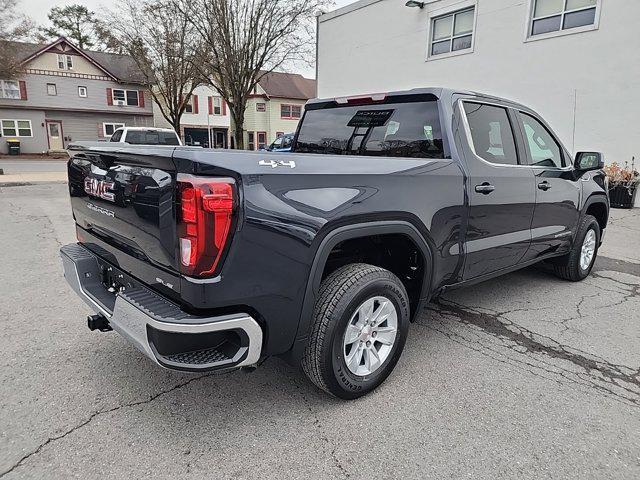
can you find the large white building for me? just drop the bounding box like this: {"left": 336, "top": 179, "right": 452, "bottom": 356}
{"left": 317, "top": 0, "right": 639, "bottom": 201}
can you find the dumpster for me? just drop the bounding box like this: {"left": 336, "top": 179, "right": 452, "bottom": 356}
{"left": 6, "top": 138, "right": 20, "bottom": 155}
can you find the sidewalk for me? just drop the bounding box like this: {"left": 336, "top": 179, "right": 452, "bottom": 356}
{"left": 0, "top": 171, "right": 67, "bottom": 186}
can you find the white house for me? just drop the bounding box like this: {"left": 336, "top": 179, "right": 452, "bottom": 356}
{"left": 153, "top": 83, "right": 231, "bottom": 148}
{"left": 317, "top": 0, "right": 640, "bottom": 205}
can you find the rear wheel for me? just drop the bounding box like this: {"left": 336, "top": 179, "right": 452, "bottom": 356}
{"left": 553, "top": 214, "right": 600, "bottom": 281}
{"left": 301, "top": 263, "right": 410, "bottom": 399}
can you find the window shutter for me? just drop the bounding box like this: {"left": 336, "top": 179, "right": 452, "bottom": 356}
{"left": 193, "top": 95, "right": 199, "bottom": 114}
{"left": 18, "top": 81, "right": 27, "bottom": 100}
{"left": 98, "top": 123, "right": 103, "bottom": 137}
{"left": 208, "top": 96, "right": 213, "bottom": 115}
{"left": 138, "top": 90, "right": 145, "bottom": 108}
{"left": 106, "top": 88, "right": 113, "bottom": 106}
{"left": 222, "top": 99, "right": 227, "bottom": 116}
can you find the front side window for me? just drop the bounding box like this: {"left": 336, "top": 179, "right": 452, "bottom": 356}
{"left": 1, "top": 120, "right": 32, "bottom": 137}
{"left": 519, "top": 113, "right": 564, "bottom": 167}
{"left": 430, "top": 7, "right": 475, "bottom": 57}
{"left": 0, "top": 80, "right": 20, "bottom": 99}
{"left": 103, "top": 123, "right": 125, "bottom": 137}
{"left": 295, "top": 99, "right": 444, "bottom": 159}
{"left": 47, "top": 83, "right": 57, "bottom": 96}
{"left": 110, "top": 129, "right": 123, "bottom": 142}
{"left": 529, "top": 0, "right": 598, "bottom": 36}
{"left": 463, "top": 103, "right": 518, "bottom": 165}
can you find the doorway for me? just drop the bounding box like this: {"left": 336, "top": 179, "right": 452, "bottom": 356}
{"left": 46, "top": 121, "right": 64, "bottom": 150}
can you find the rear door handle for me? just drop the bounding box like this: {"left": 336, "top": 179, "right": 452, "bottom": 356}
{"left": 475, "top": 182, "right": 495, "bottom": 194}
{"left": 537, "top": 181, "right": 551, "bottom": 191}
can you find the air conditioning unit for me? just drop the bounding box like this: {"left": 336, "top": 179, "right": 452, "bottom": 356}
{"left": 115, "top": 100, "right": 126, "bottom": 106}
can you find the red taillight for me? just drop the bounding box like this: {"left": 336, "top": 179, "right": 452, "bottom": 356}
{"left": 177, "top": 175, "right": 236, "bottom": 277}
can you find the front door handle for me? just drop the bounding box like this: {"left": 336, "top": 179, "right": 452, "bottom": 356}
{"left": 475, "top": 182, "right": 495, "bottom": 194}
{"left": 538, "top": 181, "right": 551, "bottom": 191}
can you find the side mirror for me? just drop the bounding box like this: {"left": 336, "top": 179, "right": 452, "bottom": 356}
{"left": 574, "top": 152, "right": 604, "bottom": 171}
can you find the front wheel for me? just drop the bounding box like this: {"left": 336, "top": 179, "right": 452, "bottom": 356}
{"left": 302, "top": 263, "right": 410, "bottom": 399}
{"left": 553, "top": 214, "right": 601, "bottom": 281}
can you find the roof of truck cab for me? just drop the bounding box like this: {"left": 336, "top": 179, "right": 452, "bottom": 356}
{"left": 307, "top": 87, "right": 529, "bottom": 111}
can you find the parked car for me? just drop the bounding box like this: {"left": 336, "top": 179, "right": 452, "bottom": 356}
{"left": 60, "top": 87, "right": 608, "bottom": 399}
{"left": 262, "top": 133, "right": 294, "bottom": 152}
{"left": 109, "top": 127, "right": 182, "bottom": 146}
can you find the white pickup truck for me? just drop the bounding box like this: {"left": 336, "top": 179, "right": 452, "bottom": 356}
{"left": 109, "top": 127, "right": 182, "bottom": 146}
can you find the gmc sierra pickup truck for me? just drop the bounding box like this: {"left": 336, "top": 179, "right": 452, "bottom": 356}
{"left": 61, "top": 88, "right": 609, "bottom": 399}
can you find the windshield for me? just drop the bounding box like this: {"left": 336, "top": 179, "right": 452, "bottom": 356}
{"left": 294, "top": 100, "right": 444, "bottom": 159}
{"left": 125, "top": 130, "right": 180, "bottom": 146}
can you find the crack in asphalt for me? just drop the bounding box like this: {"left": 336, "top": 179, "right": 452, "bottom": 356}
{"left": 426, "top": 297, "right": 640, "bottom": 406}
{"left": 295, "top": 383, "right": 351, "bottom": 479}
{"left": 0, "top": 374, "right": 213, "bottom": 478}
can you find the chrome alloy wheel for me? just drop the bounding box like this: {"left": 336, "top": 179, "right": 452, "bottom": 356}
{"left": 580, "top": 229, "right": 596, "bottom": 271}
{"left": 342, "top": 296, "right": 398, "bottom": 376}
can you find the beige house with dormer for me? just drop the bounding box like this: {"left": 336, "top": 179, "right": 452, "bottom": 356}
{"left": 0, "top": 36, "right": 153, "bottom": 154}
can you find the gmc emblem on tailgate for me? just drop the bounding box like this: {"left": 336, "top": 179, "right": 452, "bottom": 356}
{"left": 84, "top": 177, "right": 115, "bottom": 202}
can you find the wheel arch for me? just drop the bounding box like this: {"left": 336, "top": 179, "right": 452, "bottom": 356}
{"left": 286, "top": 220, "right": 436, "bottom": 364}
{"left": 582, "top": 193, "right": 609, "bottom": 233}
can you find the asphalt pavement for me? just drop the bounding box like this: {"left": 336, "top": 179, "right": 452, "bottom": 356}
{"left": 0, "top": 183, "right": 638, "bottom": 479}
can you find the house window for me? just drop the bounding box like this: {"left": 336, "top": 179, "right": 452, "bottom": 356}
{"left": 57, "top": 54, "right": 73, "bottom": 70}
{"left": 112, "top": 89, "right": 139, "bottom": 106}
{"left": 103, "top": 122, "right": 125, "bottom": 137}
{"left": 256, "top": 102, "right": 266, "bottom": 112}
{"left": 430, "top": 7, "right": 475, "bottom": 57}
{"left": 1, "top": 120, "right": 32, "bottom": 137}
{"left": 185, "top": 96, "right": 194, "bottom": 113}
{"left": 247, "top": 131, "right": 255, "bottom": 150}
{"left": 529, "top": 0, "right": 599, "bottom": 37}
{"left": 47, "top": 83, "right": 57, "bottom": 96}
{"left": 257, "top": 131, "right": 267, "bottom": 149}
{"left": 78, "top": 86, "right": 87, "bottom": 97}
{"left": 0, "top": 80, "right": 20, "bottom": 99}
{"left": 281, "top": 104, "right": 302, "bottom": 119}
{"left": 276, "top": 131, "right": 284, "bottom": 138}
{"left": 213, "top": 96, "right": 222, "bottom": 115}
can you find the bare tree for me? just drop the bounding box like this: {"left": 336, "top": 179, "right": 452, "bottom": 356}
{"left": 177, "top": 0, "right": 327, "bottom": 149}
{"left": 111, "top": 0, "right": 203, "bottom": 135}
{"left": 0, "top": 0, "right": 35, "bottom": 78}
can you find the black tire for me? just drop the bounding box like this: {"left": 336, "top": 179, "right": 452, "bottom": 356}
{"left": 301, "top": 263, "right": 410, "bottom": 399}
{"left": 553, "top": 214, "right": 600, "bottom": 281}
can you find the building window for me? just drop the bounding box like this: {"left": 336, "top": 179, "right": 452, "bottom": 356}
{"left": 529, "top": 0, "right": 598, "bottom": 37}
{"left": 112, "top": 89, "right": 139, "bottom": 106}
{"left": 281, "top": 104, "right": 302, "bottom": 119}
{"left": 213, "top": 96, "right": 222, "bottom": 115}
{"left": 103, "top": 122, "right": 125, "bottom": 137}
{"left": 430, "top": 7, "right": 475, "bottom": 57}
{"left": 256, "top": 102, "right": 266, "bottom": 112}
{"left": 0, "top": 80, "right": 20, "bottom": 99}
{"left": 247, "top": 131, "right": 255, "bottom": 150}
{"left": 276, "top": 131, "right": 284, "bottom": 138}
{"left": 78, "top": 86, "right": 87, "bottom": 97}
{"left": 257, "top": 131, "right": 267, "bottom": 149}
{"left": 1, "top": 119, "right": 33, "bottom": 137}
{"left": 185, "top": 96, "right": 194, "bottom": 113}
{"left": 47, "top": 83, "right": 57, "bottom": 96}
{"left": 57, "top": 54, "right": 73, "bottom": 70}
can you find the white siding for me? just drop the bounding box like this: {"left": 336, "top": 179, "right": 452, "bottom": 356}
{"left": 318, "top": 0, "right": 640, "bottom": 175}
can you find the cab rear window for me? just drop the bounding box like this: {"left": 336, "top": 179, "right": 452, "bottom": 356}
{"left": 126, "top": 131, "right": 180, "bottom": 145}
{"left": 294, "top": 100, "right": 444, "bottom": 159}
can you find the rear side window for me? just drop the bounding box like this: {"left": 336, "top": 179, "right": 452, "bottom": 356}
{"left": 125, "top": 130, "right": 180, "bottom": 145}
{"left": 295, "top": 101, "right": 444, "bottom": 159}
{"left": 463, "top": 102, "right": 518, "bottom": 165}
{"left": 519, "top": 113, "right": 564, "bottom": 168}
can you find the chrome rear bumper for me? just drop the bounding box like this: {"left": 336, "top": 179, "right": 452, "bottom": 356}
{"left": 60, "top": 243, "right": 263, "bottom": 371}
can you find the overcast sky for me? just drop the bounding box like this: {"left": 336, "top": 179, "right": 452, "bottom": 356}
{"left": 21, "top": 0, "right": 356, "bottom": 25}
{"left": 19, "top": 0, "right": 355, "bottom": 78}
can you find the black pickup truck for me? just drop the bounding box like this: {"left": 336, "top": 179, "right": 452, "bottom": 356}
{"left": 61, "top": 88, "right": 609, "bottom": 399}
